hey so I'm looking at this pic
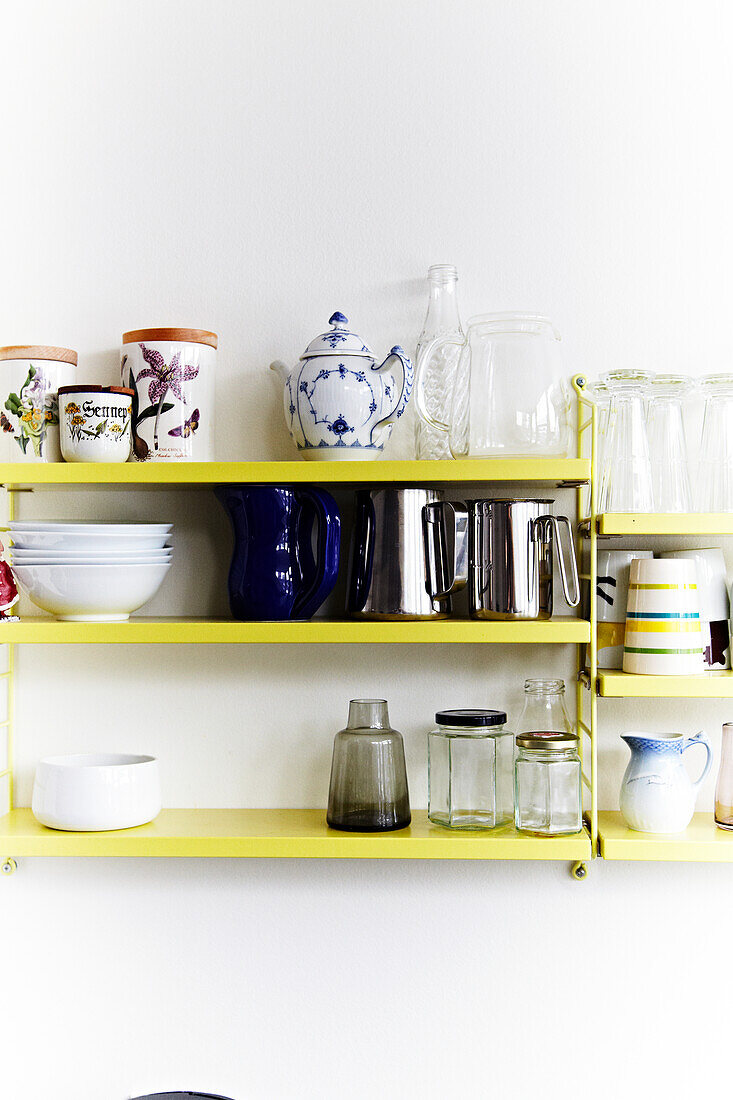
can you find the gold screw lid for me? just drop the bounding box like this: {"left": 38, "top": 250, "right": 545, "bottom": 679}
{"left": 516, "top": 732, "right": 579, "bottom": 751}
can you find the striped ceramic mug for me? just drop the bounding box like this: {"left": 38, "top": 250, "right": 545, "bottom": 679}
{"left": 622, "top": 558, "right": 705, "bottom": 675}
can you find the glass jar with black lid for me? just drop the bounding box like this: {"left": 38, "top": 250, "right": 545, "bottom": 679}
{"left": 428, "top": 709, "right": 514, "bottom": 830}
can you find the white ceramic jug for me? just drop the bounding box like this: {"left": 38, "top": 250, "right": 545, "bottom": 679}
{"left": 619, "top": 731, "right": 712, "bottom": 833}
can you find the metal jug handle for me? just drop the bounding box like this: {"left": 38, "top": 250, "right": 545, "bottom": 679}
{"left": 422, "top": 500, "right": 469, "bottom": 600}
{"left": 548, "top": 515, "right": 580, "bottom": 607}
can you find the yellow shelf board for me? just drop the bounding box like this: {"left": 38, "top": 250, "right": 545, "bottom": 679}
{"left": 598, "top": 670, "right": 733, "bottom": 698}
{"left": 598, "top": 811, "right": 733, "bottom": 861}
{"left": 0, "top": 808, "right": 591, "bottom": 859}
{"left": 0, "top": 616, "right": 590, "bottom": 645}
{"left": 0, "top": 457, "right": 590, "bottom": 489}
{"left": 597, "top": 512, "right": 733, "bottom": 536}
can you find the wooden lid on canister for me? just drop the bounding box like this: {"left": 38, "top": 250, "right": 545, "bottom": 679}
{"left": 122, "top": 328, "right": 218, "bottom": 349}
{"left": 0, "top": 345, "right": 78, "bottom": 365}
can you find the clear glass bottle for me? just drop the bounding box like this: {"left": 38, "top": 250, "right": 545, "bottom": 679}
{"left": 428, "top": 709, "right": 513, "bottom": 830}
{"left": 414, "top": 264, "right": 464, "bottom": 460}
{"left": 599, "top": 369, "right": 655, "bottom": 513}
{"left": 327, "top": 699, "right": 411, "bottom": 832}
{"left": 715, "top": 722, "right": 733, "bottom": 829}
{"left": 646, "top": 374, "right": 693, "bottom": 512}
{"left": 514, "top": 733, "right": 582, "bottom": 836}
{"left": 516, "top": 679, "right": 573, "bottom": 737}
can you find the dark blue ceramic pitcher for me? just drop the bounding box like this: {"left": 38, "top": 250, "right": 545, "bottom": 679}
{"left": 216, "top": 486, "right": 340, "bottom": 620}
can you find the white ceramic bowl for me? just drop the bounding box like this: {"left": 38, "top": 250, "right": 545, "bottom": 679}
{"left": 10, "top": 544, "right": 171, "bottom": 559}
{"left": 12, "top": 561, "right": 172, "bottom": 621}
{"left": 32, "top": 753, "right": 161, "bottom": 831}
{"left": 10, "top": 531, "right": 171, "bottom": 551}
{"left": 9, "top": 522, "right": 171, "bottom": 534}
{"left": 11, "top": 549, "right": 172, "bottom": 565}
{"left": 11, "top": 555, "right": 172, "bottom": 567}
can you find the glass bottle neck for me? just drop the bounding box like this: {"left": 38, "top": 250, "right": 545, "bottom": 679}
{"left": 420, "top": 272, "right": 463, "bottom": 339}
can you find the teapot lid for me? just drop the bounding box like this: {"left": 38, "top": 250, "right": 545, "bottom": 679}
{"left": 301, "top": 312, "right": 375, "bottom": 359}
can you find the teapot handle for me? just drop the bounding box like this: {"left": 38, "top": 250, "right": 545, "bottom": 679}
{"left": 683, "top": 730, "right": 713, "bottom": 790}
{"left": 369, "top": 346, "right": 414, "bottom": 440}
{"left": 415, "top": 335, "right": 464, "bottom": 432}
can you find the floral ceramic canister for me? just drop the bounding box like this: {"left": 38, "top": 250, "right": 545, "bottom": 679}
{"left": 0, "top": 345, "right": 77, "bottom": 462}
{"left": 58, "top": 386, "right": 133, "bottom": 463}
{"left": 121, "top": 327, "right": 217, "bottom": 461}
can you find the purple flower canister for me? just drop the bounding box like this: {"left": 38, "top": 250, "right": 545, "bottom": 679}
{"left": 121, "top": 327, "right": 217, "bottom": 462}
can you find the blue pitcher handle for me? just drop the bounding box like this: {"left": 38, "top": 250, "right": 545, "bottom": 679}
{"left": 293, "top": 487, "right": 341, "bottom": 619}
{"left": 683, "top": 730, "right": 713, "bottom": 790}
{"left": 369, "top": 346, "right": 414, "bottom": 441}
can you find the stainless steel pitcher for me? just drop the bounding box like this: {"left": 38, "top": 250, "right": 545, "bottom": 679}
{"left": 346, "top": 488, "right": 468, "bottom": 619}
{"left": 468, "top": 498, "right": 580, "bottom": 620}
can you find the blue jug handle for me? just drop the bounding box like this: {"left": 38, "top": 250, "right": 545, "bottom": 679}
{"left": 292, "top": 487, "right": 341, "bottom": 619}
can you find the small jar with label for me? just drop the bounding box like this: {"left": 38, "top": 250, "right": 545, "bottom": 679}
{"left": 514, "top": 732, "right": 582, "bottom": 836}
{"left": 428, "top": 709, "right": 513, "bottom": 830}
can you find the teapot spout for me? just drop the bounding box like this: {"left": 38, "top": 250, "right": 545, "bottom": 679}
{"left": 270, "top": 359, "right": 290, "bottom": 384}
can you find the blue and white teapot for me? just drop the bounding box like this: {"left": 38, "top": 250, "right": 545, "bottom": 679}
{"left": 270, "top": 312, "right": 413, "bottom": 460}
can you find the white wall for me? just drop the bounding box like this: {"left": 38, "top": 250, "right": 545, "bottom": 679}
{"left": 3, "top": 1, "right": 733, "bottom": 1096}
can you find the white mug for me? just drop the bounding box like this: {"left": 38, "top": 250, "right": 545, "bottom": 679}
{"left": 623, "top": 557, "right": 705, "bottom": 676}
{"left": 594, "top": 550, "right": 653, "bottom": 669}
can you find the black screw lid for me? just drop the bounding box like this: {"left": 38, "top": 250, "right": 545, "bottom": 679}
{"left": 435, "top": 709, "right": 507, "bottom": 727}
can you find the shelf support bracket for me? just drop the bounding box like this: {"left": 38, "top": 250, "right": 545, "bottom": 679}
{"left": 2, "top": 857, "right": 17, "bottom": 875}
{"left": 570, "top": 861, "right": 587, "bottom": 881}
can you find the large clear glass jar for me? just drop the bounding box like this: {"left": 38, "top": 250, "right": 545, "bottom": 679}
{"left": 516, "top": 679, "right": 573, "bottom": 737}
{"left": 514, "top": 733, "right": 582, "bottom": 836}
{"left": 428, "top": 709, "right": 513, "bottom": 830}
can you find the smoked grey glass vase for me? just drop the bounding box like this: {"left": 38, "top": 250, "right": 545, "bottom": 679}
{"left": 327, "top": 699, "right": 411, "bottom": 831}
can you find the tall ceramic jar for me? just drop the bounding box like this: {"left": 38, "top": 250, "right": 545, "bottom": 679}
{"left": 0, "top": 346, "right": 77, "bottom": 462}
{"left": 121, "top": 327, "right": 217, "bottom": 461}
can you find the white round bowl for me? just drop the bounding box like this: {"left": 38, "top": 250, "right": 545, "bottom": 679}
{"left": 11, "top": 549, "right": 172, "bottom": 566}
{"left": 11, "top": 531, "right": 171, "bottom": 551}
{"left": 32, "top": 753, "right": 161, "bottom": 831}
{"left": 10, "top": 544, "right": 171, "bottom": 559}
{"left": 12, "top": 561, "right": 172, "bottom": 621}
{"left": 11, "top": 555, "right": 172, "bottom": 568}
{"left": 9, "top": 522, "right": 171, "bottom": 534}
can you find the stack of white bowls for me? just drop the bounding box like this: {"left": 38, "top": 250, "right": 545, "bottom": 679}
{"left": 8, "top": 522, "right": 172, "bottom": 621}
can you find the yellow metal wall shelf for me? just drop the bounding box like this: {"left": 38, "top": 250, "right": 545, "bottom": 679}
{"left": 598, "top": 670, "right": 733, "bottom": 697}
{"left": 0, "top": 808, "right": 592, "bottom": 860}
{"left": 596, "top": 512, "right": 733, "bottom": 536}
{"left": 598, "top": 812, "right": 733, "bottom": 861}
{"left": 0, "top": 616, "right": 590, "bottom": 645}
{"left": 0, "top": 457, "right": 590, "bottom": 490}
